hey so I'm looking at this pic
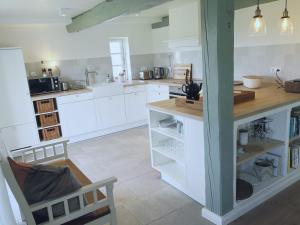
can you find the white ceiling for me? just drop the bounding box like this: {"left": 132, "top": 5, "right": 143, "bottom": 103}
{"left": 0, "top": 0, "right": 195, "bottom": 25}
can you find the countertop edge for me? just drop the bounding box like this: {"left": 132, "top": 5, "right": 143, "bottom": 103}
{"left": 31, "top": 88, "right": 93, "bottom": 101}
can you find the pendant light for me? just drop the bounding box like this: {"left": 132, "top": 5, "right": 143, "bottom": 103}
{"left": 249, "top": 0, "right": 267, "bottom": 36}
{"left": 280, "top": 0, "right": 294, "bottom": 35}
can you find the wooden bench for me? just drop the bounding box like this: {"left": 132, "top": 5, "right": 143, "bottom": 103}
{"left": 0, "top": 139, "right": 117, "bottom": 225}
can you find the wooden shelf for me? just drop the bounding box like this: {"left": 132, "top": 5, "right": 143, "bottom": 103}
{"left": 237, "top": 137, "right": 285, "bottom": 166}
{"left": 151, "top": 127, "right": 183, "bottom": 142}
{"left": 35, "top": 110, "right": 58, "bottom": 116}
{"left": 38, "top": 124, "right": 61, "bottom": 130}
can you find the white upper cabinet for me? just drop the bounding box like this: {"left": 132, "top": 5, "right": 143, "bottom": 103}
{"left": 94, "top": 95, "right": 126, "bottom": 129}
{"left": 125, "top": 91, "right": 147, "bottom": 123}
{"left": 0, "top": 48, "right": 35, "bottom": 128}
{"left": 168, "top": 1, "right": 201, "bottom": 49}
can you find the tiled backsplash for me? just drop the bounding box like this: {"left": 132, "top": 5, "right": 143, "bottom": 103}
{"left": 26, "top": 43, "right": 300, "bottom": 83}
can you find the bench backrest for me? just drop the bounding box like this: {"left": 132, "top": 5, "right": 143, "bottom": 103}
{"left": 0, "top": 138, "right": 69, "bottom": 225}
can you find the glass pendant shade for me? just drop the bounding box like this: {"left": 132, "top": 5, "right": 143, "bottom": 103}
{"left": 249, "top": 4, "right": 266, "bottom": 36}
{"left": 280, "top": 1, "right": 294, "bottom": 35}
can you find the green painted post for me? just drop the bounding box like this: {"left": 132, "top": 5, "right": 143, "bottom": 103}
{"left": 201, "top": 0, "right": 234, "bottom": 216}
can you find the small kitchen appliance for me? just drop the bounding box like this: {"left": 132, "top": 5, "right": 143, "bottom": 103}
{"left": 182, "top": 81, "right": 202, "bottom": 101}
{"left": 28, "top": 77, "right": 61, "bottom": 96}
{"left": 139, "top": 71, "right": 153, "bottom": 80}
{"left": 153, "top": 67, "right": 168, "bottom": 79}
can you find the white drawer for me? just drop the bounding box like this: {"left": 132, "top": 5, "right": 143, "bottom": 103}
{"left": 57, "top": 92, "right": 93, "bottom": 105}
{"left": 124, "top": 85, "right": 146, "bottom": 94}
{"left": 147, "top": 84, "right": 169, "bottom": 93}
{"left": 93, "top": 84, "right": 124, "bottom": 98}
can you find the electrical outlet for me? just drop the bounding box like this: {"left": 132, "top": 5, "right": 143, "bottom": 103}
{"left": 270, "top": 67, "right": 281, "bottom": 74}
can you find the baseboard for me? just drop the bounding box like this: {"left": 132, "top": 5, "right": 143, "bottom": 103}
{"left": 202, "top": 208, "right": 223, "bottom": 225}
{"left": 202, "top": 170, "right": 300, "bottom": 225}
{"left": 68, "top": 120, "right": 147, "bottom": 143}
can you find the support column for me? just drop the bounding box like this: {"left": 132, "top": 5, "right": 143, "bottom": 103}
{"left": 201, "top": 0, "right": 234, "bottom": 219}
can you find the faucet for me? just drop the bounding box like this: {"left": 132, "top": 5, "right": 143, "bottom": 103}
{"left": 85, "top": 69, "right": 98, "bottom": 86}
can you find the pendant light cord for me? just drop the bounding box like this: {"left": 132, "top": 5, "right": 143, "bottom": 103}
{"left": 285, "top": 0, "right": 288, "bottom": 10}
{"left": 257, "top": 0, "right": 260, "bottom": 9}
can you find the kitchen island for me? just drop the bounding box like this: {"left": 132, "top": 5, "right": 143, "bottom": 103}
{"left": 147, "top": 83, "right": 300, "bottom": 224}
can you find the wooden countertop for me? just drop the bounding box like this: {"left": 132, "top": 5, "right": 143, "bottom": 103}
{"left": 148, "top": 83, "right": 300, "bottom": 121}
{"left": 123, "top": 79, "right": 190, "bottom": 87}
{"left": 31, "top": 88, "right": 92, "bottom": 101}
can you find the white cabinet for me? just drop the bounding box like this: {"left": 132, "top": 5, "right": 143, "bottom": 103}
{"left": 148, "top": 109, "right": 205, "bottom": 205}
{"left": 184, "top": 118, "right": 205, "bottom": 205}
{"left": 0, "top": 48, "right": 36, "bottom": 128}
{"left": 125, "top": 91, "right": 147, "bottom": 123}
{"left": 58, "top": 94, "right": 97, "bottom": 137}
{"left": 1, "top": 123, "right": 39, "bottom": 151}
{"left": 168, "top": 1, "right": 201, "bottom": 49}
{"left": 147, "top": 84, "right": 169, "bottom": 103}
{"left": 95, "top": 95, "right": 126, "bottom": 129}
{"left": 0, "top": 48, "right": 38, "bottom": 150}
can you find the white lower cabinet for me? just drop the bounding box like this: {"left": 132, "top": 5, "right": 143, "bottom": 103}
{"left": 94, "top": 95, "right": 126, "bottom": 129}
{"left": 58, "top": 98, "right": 97, "bottom": 137}
{"left": 125, "top": 92, "right": 147, "bottom": 123}
{"left": 0, "top": 123, "right": 39, "bottom": 151}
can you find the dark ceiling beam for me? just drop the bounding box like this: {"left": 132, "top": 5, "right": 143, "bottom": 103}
{"left": 66, "top": 0, "right": 172, "bottom": 33}
{"left": 234, "top": 0, "right": 278, "bottom": 10}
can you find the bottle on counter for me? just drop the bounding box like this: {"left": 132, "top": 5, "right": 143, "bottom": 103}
{"left": 42, "top": 68, "right": 47, "bottom": 77}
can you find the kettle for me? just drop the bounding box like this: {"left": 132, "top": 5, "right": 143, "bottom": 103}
{"left": 182, "top": 81, "right": 202, "bottom": 101}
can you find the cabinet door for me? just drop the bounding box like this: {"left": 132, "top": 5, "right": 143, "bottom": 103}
{"left": 184, "top": 118, "right": 206, "bottom": 205}
{"left": 58, "top": 100, "right": 97, "bottom": 137}
{"left": 95, "top": 95, "right": 126, "bottom": 129}
{"left": 0, "top": 49, "right": 35, "bottom": 128}
{"left": 1, "top": 123, "right": 39, "bottom": 151}
{"left": 125, "top": 92, "right": 147, "bottom": 123}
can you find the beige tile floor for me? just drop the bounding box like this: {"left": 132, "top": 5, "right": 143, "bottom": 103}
{"left": 68, "top": 126, "right": 300, "bottom": 225}
{"left": 68, "top": 126, "right": 213, "bottom": 225}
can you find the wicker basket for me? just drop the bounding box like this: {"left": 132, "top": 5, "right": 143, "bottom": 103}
{"left": 39, "top": 112, "right": 59, "bottom": 127}
{"left": 36, "top": 99, "right": 56, "bottom": 113}
{"left": 41, "top": 126, "right": 61, "bottom": 141}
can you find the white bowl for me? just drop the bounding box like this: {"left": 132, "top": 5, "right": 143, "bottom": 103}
{"left": 243, "top": 75, "right": 263, "bottom": 89}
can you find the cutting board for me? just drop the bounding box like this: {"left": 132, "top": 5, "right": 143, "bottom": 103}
{"left": 173, "top": 64, "right": 192, "bottom": 80}
{"left": 175, "top": 90, "right": 255, "bottom": 111}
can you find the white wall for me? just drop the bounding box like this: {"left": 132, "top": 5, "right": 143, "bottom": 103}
{"left": 0, "top": 23, "right": 153, "bottom": 63}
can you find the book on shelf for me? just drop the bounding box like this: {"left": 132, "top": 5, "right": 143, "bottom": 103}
{"left": 289, "top": 141, "right": 300, "bottom": 169}
{"left": 289, "top": 111, "right": 300, "bottom": 139}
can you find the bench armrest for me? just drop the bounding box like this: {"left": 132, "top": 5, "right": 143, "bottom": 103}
{"left": 29, "top": 176, "right": 117, "bottom": 225}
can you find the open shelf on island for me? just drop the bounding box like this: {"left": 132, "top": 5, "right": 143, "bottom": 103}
{"left": 236, "top": 175, "right": 283, "bottom": 206}
{"left": 152, "top": 143, "right": 185, "bottom": 165}
{"left": 151, "top": 127, "right": 183, "bottom": 142}
{"left": 154, "top": 161, "right": 185, "bottom": 186}
{"left": 289, "top": 135, "right": 300, "bottom": 143}
{"left": 237, "top": 137, "right": 285, "bottom": 166}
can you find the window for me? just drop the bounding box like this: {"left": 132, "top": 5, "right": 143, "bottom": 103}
{"left": 109, "top": 38, "right": 132, "bottom": 81}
